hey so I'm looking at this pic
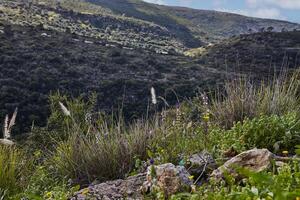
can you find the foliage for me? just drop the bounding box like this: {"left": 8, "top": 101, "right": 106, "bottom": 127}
{"left": 10, "top": 166, "right": 79, "bottom": 200}
{"left": 171, "top": 162, "right": 300, "bottom": 200}
{"left": 231, "top": 113, "right": 300, "bottom": 153}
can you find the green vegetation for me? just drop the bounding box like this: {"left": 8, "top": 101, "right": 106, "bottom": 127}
{"left": 1, "top": 1, "right": 300, "bottom": 199}
{"left": 1, "top": 70, "right": 300, "bottom": 199}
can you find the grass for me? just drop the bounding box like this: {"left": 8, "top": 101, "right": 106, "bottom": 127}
{"left": 1, "top": 70, "right": 300, "bottom": 199}
{"left": 209, "top": 71, "right": 300, "bottom": 128}
{"left": 0, "top": 145, "right": 32, "bottom": 196}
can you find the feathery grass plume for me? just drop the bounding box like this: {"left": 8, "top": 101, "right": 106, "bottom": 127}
{"left": 3, "top": 115, "right": 8, "bottom": 139}
{"left": 151, "top": 87, "right": 157, "bottom": 105}
{"left": 59, "top": 102, "right": 71, "bottom": 116}
{"left": 2, "top": 108, "right": 17, "bottom": 140}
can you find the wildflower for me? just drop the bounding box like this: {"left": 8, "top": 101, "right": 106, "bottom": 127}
{"left": 202, "top": 112, "right": 210, "bottom": 122}
{"left": 282, "top": 151, "right": 289, "bottom": 156}
{"left": 151, "top": 87, "right": 157, "bottom": 105}
{"left": 44, "top": 191, "right": 52, "bottom": 199}
{"left": 189, "top": 175, "right": 194, "bottom": 180}
{"left": 149, "top": 158, "right": 155, "bottom": 165}
{"left": 59, "top": 102, "right": 71, "bottom": 116}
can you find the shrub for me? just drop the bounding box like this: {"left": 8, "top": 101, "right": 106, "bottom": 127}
{"left": 230, "top": 113, "right": 300, "bottom": 153}
{"left": 12, "top": 166, "right": 79, "bottom": 200}
{"left": 171, "top": 162, "right": 300, "bottom": 200}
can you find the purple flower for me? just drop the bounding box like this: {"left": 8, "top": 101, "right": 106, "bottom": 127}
{"left": 150, "top": 158, "right": 154, "bottom": 165}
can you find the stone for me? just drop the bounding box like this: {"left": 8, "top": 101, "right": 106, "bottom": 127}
{"left": 187, "top": 151, "right": 217, "bottom": 176}
{"left": 143, "top": 163, "right": 192, "bottom": 196}
{"left": 0, "top": 139, "right": 14, "bottom": 146}
{"left": 71, "top": 173, "right": 146, "bottom": 200}
{"left": 211, "top": 148, "right": 273, "bottom": 180}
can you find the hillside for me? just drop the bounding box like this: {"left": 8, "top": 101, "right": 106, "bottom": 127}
{"left": 0, "top": 23, "right": 226, "bottom": 133}
{"left": 1, "top": 22, "right": 300, "bottom": 133}
{"left": 1, "top": 0, "right": 300, "bottom": 52}
{"left": 189, "top": 31, "right": 300, "bottom": 76}
{"left": 0, "top": 0, "right": 300, "bottom": 133}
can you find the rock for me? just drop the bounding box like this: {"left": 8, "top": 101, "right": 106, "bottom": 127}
{"left": 211, "top": 148, "right": 273, "bottom": 180}
{"left": 187, "top": 151, "right": 217, "bottom": 176}
{"left": 0, "top": 139, "right": 15, "bottom": 146}
{"left": 143, "top": 163, "right": 192, "bottom": 196}
{"left": 71, "top": 173, "right": 146, "bottom": 200}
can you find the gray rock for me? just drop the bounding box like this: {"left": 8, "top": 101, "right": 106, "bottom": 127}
{"left": 71, "top": 173, "right": 146, "bottom": 200}
{"left": 187, "top": 151, "right": 217, "bottom": 176}
{"left": 211, "top": 148, "right": 273, "bottom": 180}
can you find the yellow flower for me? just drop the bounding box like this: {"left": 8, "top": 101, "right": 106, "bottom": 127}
{"left": 189, "top": 175, "right": 194, "bottom": 180}
{"left": 282, "top": 151, "right": 289, "bottom": 155}
{"left": 202, "top": 113, "right": 210, "bottom": 122}
{"left": 44, "top": 192, "right": 52, "bottom": 199}
{"left": 296, "top": 197, "right": 300, "bottom": 200}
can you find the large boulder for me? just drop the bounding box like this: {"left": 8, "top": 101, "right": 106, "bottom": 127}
{"left": 142, "top": 163, "right": 192, "bottom": 196}
{"left": 71, "top": 173, "right": 146, "bottom": 200}
{"left": 211, "top": 148, "right": 274, "bottom": 180}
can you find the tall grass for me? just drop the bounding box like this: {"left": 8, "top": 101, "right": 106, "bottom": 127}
{"left": 0, "top": 145, "right": 31, "bottom": 196}
{"left": 49, "top": 94, "right": 155, "bottom": 184}
{"left": 210, "top": 71, "right": 300, "bottom": 128}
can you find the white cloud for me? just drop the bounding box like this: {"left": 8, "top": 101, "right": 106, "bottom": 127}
{"left": 216, "top": 7, "right": 285, "bottom": 20}
{"left": 246, "top": 0, "right": 300, "bottom": 10}
{"left": 143, "top": 0, "right": 166, "bottom": 5}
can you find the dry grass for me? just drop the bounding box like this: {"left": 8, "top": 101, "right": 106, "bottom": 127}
{"left": 51, "top": 115, "right": 155, "bottom": 184}
{"left": 210, "top": 71, "right": 300, "bottom": 128}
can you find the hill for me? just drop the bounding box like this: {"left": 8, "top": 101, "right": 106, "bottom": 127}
{"left": 188, "top": 31, "right": 300, "bottom": 76}
{"left": 1, "top": 0, "right": 300, "bottom": 53}
{"left": 0, "top": 0, "right": 300, "bottom": 133}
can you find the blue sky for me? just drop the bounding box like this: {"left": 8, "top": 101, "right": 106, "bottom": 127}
{"left": 143, "top": 0, "right": 300, "bottom": 23}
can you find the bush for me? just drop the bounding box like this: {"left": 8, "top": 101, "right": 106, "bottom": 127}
{"left": 171, "top": 162, "right": 300, "bottom": 200}
{"left": 12, "top": 166, "right": 78, "bottom": 200}
{"left": 231, "top": 113, "right": 300, "bottom": 153}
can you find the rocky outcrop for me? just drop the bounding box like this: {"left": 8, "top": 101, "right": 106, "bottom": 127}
{"left": 142, "top": 163, "right": 192, "bottom": 196}
{"left": 72, "top": 163, "right": 193, "bottom": 199}
{"left": 211, "top": 148, "right": 273, "bottom": 180}
{"left": 71, "top": 173, "right": 146, "bottom": 200}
